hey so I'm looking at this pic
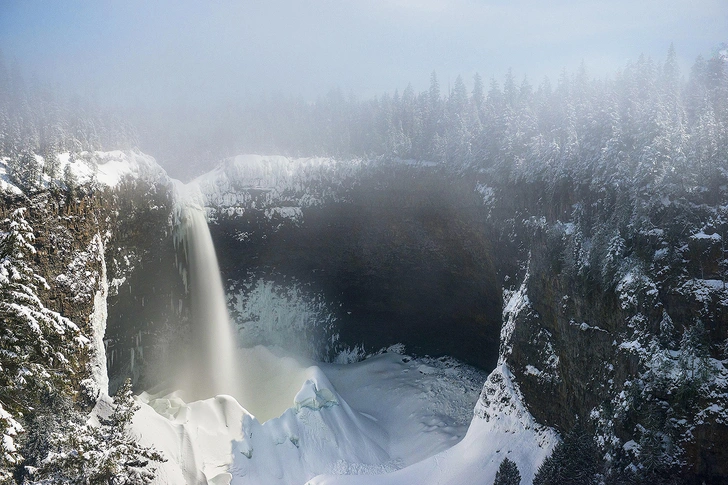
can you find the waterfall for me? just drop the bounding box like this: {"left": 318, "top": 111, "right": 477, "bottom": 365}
{"left": 178, "top": 204, "right": 240, "bottom": 400}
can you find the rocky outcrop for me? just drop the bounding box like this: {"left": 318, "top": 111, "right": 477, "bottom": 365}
{"left": 493, "top": 182, "right": 728, "bottom": 484}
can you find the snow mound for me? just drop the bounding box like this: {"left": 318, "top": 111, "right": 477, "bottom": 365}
{"left": 310, "top": 364, "right": 558, "bottom": 485}
{"left": 294, "top": 378, "right": 339, "bottom": 411}
{"left": 133, "top": 366, "right": 387, "bottom": 485}
{"left": 132, "top": 349, "right": 487, "bottom": 485}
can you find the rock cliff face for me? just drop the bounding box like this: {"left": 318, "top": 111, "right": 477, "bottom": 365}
{"left": 102, "top": 178, "right": 187, "bottom": 392}
{"left": 0, "top": 190, "right": 113, "bottom": 394}
{"left": 210, "top": 166, "right": 503, "bottom": 368}
{"left": 489, "top": 178, "right": 728, "bottom": 484}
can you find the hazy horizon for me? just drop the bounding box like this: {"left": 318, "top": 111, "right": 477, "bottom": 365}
{"left": 1, "top": 0, "right": 726, "bottom": 178}
{"left": 2, "top": 1, "right": 726, "bottom": 106}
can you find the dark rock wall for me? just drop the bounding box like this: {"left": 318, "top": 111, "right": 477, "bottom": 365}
{"left": 494, "top": 180, "right": 728, "bottom": 484}
{"left": 211, "top": 169, "right": 504, "bottom": 369}
{"left": 103, "top": 179, "right": 188, "bottom": 393}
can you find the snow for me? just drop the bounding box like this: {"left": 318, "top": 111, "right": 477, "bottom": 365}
{"left": 0, "top": 150, "right": 168, "bottom": 195}
{"left": 524, "top": 365, "right": 543, "bottom": 377}
{"left": 690, "top": 231, "right": 722, "bottom": 241}
{"left": 500, "top": 271, "right": 531, "bottom": 363}
{"left": 189, "top": 155, "right": 363, "bottom": 209}
{"left": 265, "top": 206, "right": 304, "bottom": 223}
{"left": 616, "top": 268, "right": 658, "bottom": 310}
{"left": 92, "top": 150, "right": 168, "bottom": 187}
{"left": 309, "top": 364, "right": 558, "bottom": 485}
{"left": 679, "top": 278, "right": 728, "bottom": 305}
{"left": 569, "top": 320, "right": 609, "bottom": 333}
{"left": 131, "top": 348, "right": 494, "bottom": 485}
{"left": 0, "top": 158, "right": 23, "bottom": 195}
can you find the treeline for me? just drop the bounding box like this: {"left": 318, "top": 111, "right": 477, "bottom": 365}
{"left": 0, "top": 52, "right": 138, "bottom": 162}
{"left": 3, "top": 44, "right": 725, "bottom": 190}
{"left": 142, "top": 44, "right": 727, "bottom": 184}
{"left": 258, "top": 45, "right": 727, "bottom": 184}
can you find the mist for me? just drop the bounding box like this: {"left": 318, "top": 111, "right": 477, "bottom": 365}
{"left": 1, "top": 0, "right": 725, "bottom": 179}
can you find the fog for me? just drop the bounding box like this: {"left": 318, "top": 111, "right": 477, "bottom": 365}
{"left": 1, "top": 0, "right": 726, "bottom": 178}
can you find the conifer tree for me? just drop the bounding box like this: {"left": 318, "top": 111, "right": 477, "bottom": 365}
{"left": 63, "top": 163, "right": 78, "bottom": 199}
{"left": 7, "top": 150, "right": 42, "bottom": 193}
{"left": 28, "top": 379, "right": 165, "bottom": 485}
{"left": 0, "top": 208, "right": 87, "bottom": 481}
{"left": 533, "top": 421, "right": 598, "bottom": 485}
{"left": 41, "top": 144, "right": 59, "bottom": 180}
{"left": 494, "top": 457, "right": 521, "bottom": 485}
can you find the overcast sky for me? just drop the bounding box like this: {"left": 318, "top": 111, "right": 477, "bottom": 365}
{"left": 1, "top": 0, "right": 726, "bottom": 108}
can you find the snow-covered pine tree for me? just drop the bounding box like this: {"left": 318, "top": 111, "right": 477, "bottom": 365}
{"left": 41, "top": 144, "right": 59, "bottom": 180}
{"left": 7, "top": 150, "right": 42, "bottom": 194}
{"left": 28, "top": 378, "right": 165, "bottom": 485}
{"left": 0, "top": 405, "right": 23, "bottom": 484}
{"left": 533, "top": 420, "right": 598, "bottom": 485}
{"left": 63, "top": 163, "right": 78, "bottom": 199}
{"left": 493, "top": 457, "right": 521, "bottom": 485}
{"left": 0, "top": 208, "right": 88, "bottom": 481}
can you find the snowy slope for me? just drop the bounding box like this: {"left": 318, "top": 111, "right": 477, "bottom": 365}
{"left": 0, "top": 150, "right": 168, "bottom": 195}
{"left": 302, "top": 272, "right": 557, "bottom": 485}
{"left": 68, "top": 150, "right": 169, "bottom": 187}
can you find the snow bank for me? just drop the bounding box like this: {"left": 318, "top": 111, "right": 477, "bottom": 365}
{"left": 63, "top": 150, "right": 168, "bottom": 187}
{"left": 133, "top": 356, "right": 387, "bottom": 485}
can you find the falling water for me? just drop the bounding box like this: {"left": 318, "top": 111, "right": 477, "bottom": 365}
{"left": 178, "top": 204, "right": 239, "bottom": 399}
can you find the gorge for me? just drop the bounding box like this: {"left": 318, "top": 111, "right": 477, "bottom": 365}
{"left": 0, "top": 45, "right": 727, "bottom": 485}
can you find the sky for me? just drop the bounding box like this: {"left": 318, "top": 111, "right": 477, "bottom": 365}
{"left": 1, "top": 0, "right": 726, "bottom": 109}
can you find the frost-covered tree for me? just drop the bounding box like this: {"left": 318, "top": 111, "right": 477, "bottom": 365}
{"left": 0, "top": 208, "right": 87, "bottom": 480}
{"left": 7, "top": 150, "right": 42, "bottom": 193}
{"left": 493, "top": 457, "right": 521, "bottom": 485}
{"left": 533, "top": 421, "right": 598, "bottom": 485}
{"left": 41, "top": 145, "right": 59, "bottom": 180}
{"left": 0, "top": 405, "right": 23, "bottom": 483}
{"left": 674, "top": 321, "right": 712, "bottom": 408}
{"left": 28, "top": 378, "right": 165, "bottom": 485}
{"left": 63, "top": 162, "right": 78, "bottom": 198}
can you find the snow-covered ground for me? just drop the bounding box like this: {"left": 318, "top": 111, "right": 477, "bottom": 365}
{"left": 131, "top": 347, "right": 556, "bottom": 485}
{"left": 0, "top": 150, "right": 169, "bottom": 195}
